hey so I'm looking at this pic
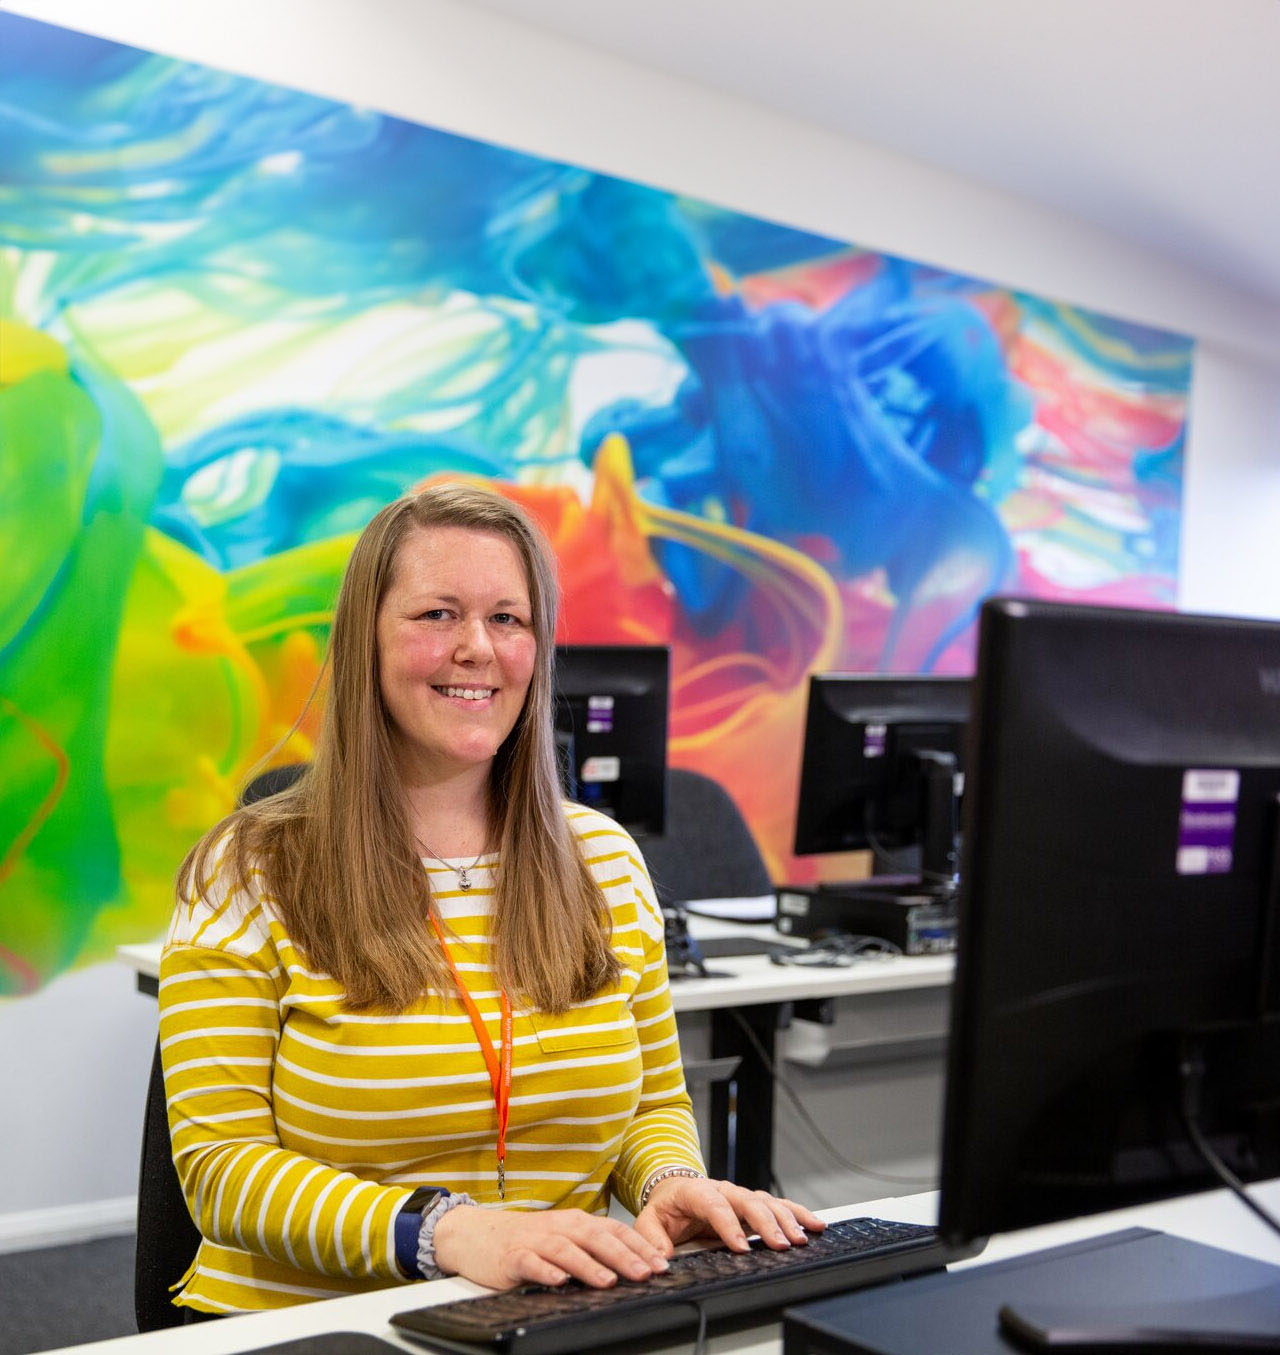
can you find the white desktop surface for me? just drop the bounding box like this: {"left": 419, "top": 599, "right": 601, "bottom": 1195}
{"left": 116, "top": 924, "right": 953, "bottom": 1012}
{"left": 39, "top": 1181, "right": 1280, "bottom": 1355}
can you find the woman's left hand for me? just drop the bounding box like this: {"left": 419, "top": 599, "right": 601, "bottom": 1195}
{"left": 633, "top": 1175, "right": 826, "bottom": 1257}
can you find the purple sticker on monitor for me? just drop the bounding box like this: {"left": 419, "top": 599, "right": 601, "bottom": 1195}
{"left": 864, "top": 722, "right": 887, "bottom": 759}
{"left": 587, "top": 694, "right": 614, "bottom": 735}
{"left": 1176, "top": 769, "right": 1239, "bottom": 875}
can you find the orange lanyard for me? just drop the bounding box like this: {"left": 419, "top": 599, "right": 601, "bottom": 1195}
{"left": 430, "top": 914, "right": 512, "bottom": 1200}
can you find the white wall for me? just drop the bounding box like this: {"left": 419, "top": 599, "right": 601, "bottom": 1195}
{"left": 0, "top": 965, "right": 155, "bottom": 1246}
{"left": 1181, "top": 342, "right": 1280, "bottom": 618}
{"left": 2, "top": 0, "right": 1279, "bottom": 1236}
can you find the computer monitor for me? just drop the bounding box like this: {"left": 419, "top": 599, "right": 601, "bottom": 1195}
{"left": 554, "top": 644, "right": 669, "bottom": 837}
{"left": 792, "top": 674, "right": 970, "bottom": 891}
{"left": 940, "top": 598, "right": 1280, "bottom": 1253}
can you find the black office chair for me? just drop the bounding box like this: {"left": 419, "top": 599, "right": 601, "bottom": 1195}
{"left": 134, "top": 763, "right": 310, "bottom": 1331}
{"left": 135, "top": 1040, "right": 202, "bottom": 1331}
{"left": 240, "top": 761, "right": 309, "bottom": 803}
{"left": 640, "top": 768, "right": 773, "bottom": 907}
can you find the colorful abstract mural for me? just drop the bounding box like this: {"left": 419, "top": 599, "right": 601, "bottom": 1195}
{"left": 0, "top": 13, "right": 1193, "bottom": 994}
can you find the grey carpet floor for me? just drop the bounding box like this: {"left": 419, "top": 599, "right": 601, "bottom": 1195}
{"left": 0, "top": 1234, "right": 137, "bottom": 1355}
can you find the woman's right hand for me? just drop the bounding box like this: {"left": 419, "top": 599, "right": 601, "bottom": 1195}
{"left": 432, "top": 1204, "right": 672, "bottom": 1290}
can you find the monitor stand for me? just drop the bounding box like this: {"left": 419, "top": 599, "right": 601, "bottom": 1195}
{"left": 782, "top": 1227, "right": 1280, "bottom": 1355}
{"left": 999, "top": 1293, "right": 1280, "bottom": 1351}
{"left": 849, "top": 746, "right": 962, "bottom": 903}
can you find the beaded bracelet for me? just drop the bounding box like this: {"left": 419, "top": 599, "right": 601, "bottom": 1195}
{"left": 639, "top": 1166, "right": 706, "bottom": 1208}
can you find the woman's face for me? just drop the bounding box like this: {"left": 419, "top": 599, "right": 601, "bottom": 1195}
{"left": 376, "top": 525, "right": 537, "bottom": 781}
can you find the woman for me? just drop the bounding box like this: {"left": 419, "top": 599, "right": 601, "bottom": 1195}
{"left": 159, "top": 481, "right": 822, "bottom": 1316}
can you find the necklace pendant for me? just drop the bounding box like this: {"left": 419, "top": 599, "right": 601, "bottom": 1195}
{"left": 457, "top": 867, "right": 473, "bottom": 890}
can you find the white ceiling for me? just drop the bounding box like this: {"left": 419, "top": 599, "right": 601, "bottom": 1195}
{"left": 470, "top": 0, "right": 1280, "bottom": 307}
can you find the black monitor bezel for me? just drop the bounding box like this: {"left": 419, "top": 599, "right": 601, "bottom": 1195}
{"left": 792, "top": 672, "right": 971, "bottom": 862}
{"left": 553, "top": 643, "right": 670, "bottom": 838}
{"left": 938, "top": 597, "right": 1280, "bottom": 1246}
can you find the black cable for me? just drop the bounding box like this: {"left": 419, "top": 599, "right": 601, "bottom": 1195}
{"left": 1178, "top": 1042, "right": 1280, "bottom": 1240}
{"left": 769, "top": 933, "right": 902, "bottom": 967}
{"left": 1182, "top": 1112, "right": 1280, "bottom": 1237}
{"left": 679, "top": 904, "right": 776, "bottom": 926}
{"left": 691, "top": 1300, "right": 708, "bottom": 1355}
{"left": 727, "top": 1007, "right": 938, "bottom": 1189}
{"left": 669, "top": 1298, "right": 710, "bottom": 1355}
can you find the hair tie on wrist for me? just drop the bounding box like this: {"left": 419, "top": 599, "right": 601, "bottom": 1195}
{"left": 416, "top": 1192, "right": 477, "bottom": 1279}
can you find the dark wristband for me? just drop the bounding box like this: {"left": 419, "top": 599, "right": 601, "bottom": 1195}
{"left": 395, "top": 1187, "right": 450, "bottom": 1277}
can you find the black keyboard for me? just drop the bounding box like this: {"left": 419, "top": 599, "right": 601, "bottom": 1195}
{"left": 693, "top": 935, "right": 806, "bottom": 959}
{"left": 389, "top": 1216, "right": 954, "bottom": 1354}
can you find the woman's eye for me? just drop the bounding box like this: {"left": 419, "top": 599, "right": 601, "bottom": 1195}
{"left": 492, "top": 613, "right": 523, "bottom": 626}
{"left": 419, "top": 608, "right": 450, "bottom": 621}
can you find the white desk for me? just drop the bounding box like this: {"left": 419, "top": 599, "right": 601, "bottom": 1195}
{"left": 115, "top": 932, "right": 955, "bottom": 1011}
{"left": 117, "top": 931, "right": 953, "bottom": 1193}
{"left": 668, "top": 920, "right": 951, "bottom": 1192}
{"left": 39, "top": 1181, "right": 1280, "bottom": 1355}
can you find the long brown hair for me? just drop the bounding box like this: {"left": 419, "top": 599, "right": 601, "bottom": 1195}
{"left": 177, "top": 481, "right": 619, "bottom": 1011}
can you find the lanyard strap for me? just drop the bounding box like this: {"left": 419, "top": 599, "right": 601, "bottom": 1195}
{"left": 430, "top": 914, "right": 512, "bottom": 1199}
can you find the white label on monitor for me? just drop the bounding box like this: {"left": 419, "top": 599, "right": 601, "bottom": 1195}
{"left": 1176, "top": 769, "right": 1239, "bottom": 875}
{"left": 1182, "top": 769, "right": 1240, "bottom": 802}
{"left": 586, "top": 694, "right": 614, "bottom": 734}
{"left": 580, "top": 756, "right": 620, "bottom": 784}
{"left": 864, "top": 722, "right": 887, "bottom": 758}
{"left": 777, "top": 892, "right": 810, "bottom": 917}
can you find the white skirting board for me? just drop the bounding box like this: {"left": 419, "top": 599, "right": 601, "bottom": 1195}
{"left": 0, "top": 1195, "right": 137, "bottom": 1255}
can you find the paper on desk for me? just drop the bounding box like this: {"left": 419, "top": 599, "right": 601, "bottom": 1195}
{"left": 680, "top": 894, "right": 776, "bottom": 921}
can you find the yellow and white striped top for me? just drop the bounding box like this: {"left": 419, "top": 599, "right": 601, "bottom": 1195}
{"left": 158, "top": 804, "right": 704, "bottom": 1314}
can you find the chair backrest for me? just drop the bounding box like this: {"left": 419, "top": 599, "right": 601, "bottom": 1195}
{"left": 241, "top": 762, "right": 309, "bottom": 804}
{"left": 134, "top": 765, "right": 308, "bottom": 1329}
{"left": 134, "top": 1039, "right": 201, "bottom": 1331}
{"left": 639, "top": 768, "right": 772, "bottom": 907}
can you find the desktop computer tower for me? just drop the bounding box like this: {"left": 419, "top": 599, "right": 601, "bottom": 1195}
{"left": 775, "top": 883, "right": 958, "bottom": 954}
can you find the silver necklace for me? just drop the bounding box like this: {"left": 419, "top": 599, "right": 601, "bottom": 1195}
{"left": 416, "top": 837, "right": 489, "bottom": 891}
